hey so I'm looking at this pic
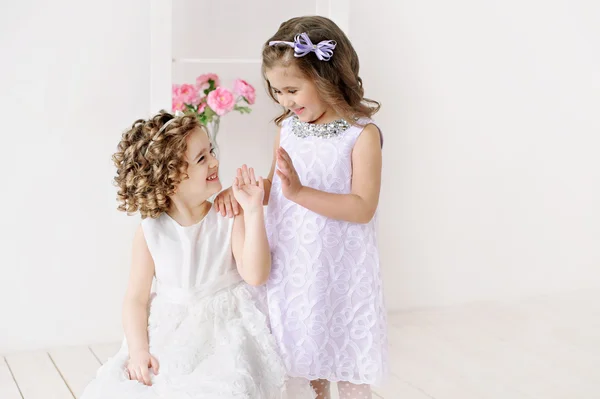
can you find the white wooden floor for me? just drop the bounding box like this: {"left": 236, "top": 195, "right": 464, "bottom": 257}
{"left": 2, "top": 289, "right": 598, "bottom": 398}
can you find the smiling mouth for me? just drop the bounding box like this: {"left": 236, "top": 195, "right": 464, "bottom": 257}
{"left": 207, "top": 172, "right": 219, "bottom": 181}
{"left": 293, "top": 107, "right": 305, "bottom": 115}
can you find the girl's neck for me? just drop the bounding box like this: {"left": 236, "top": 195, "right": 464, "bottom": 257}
{"left": 166, "top": 199, "right": 211, "bottom": 227}
{"left": 310, "top": 108, "right": 341, "bottom": 125}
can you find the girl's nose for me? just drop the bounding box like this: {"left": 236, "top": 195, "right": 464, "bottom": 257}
{"left": 281, "top": 97, "right": 295, "bottom": 109}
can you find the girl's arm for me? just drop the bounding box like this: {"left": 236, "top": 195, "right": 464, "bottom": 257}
{"left": 277, "top": 124, "right": 382, "bottom": 224}
{"left": 122, "top": 226, "right": 159, "bottom": 386}
{"left": 231, "top": 166, "right": 271, "bottom": 286}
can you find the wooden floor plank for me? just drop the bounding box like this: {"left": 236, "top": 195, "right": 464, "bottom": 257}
{"left": 49, "top": 346, "right": 102, "bottom": 398}
{"left": 88, "top": 342, "right": 121, "bottom": 365}
{"left": 5, "top": 351, "right": 73, "bottom": 399}
{"left": 0, "top": 357, "right": 23, "bottom": 399}
{"left": 374, "top": 374, "right": 433, "bottom": 399}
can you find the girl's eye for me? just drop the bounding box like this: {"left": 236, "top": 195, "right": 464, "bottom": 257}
{"left": 198, "top": 149, "right": 216, "bottom": 163}
{"left": 288, "top": 90, "right": 297, "bottom": 94}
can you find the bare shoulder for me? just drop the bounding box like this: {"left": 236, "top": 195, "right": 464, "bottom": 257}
{"left": 361, "top": 123, "right": 381, "bottom": 138}
{"left": 354, "top": 123, "right": 383, "bottom": 152}
{"left": 132, "top": 224, "right": 148, "bottom": 248}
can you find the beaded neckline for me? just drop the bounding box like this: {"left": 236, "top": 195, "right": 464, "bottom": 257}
{"left": 290, "top": 116, "right": 351, "bottom": 139}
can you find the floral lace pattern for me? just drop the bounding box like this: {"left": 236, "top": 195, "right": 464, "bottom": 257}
{"left": 81, "top": 285, "right": 315, "bottom": 399}
{"left": 265, "top": 118, "right": 388, "bottom": 385}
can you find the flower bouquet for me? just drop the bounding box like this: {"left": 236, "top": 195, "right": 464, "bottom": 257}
{"left": 172, "top": 73, "right": 255, "bottom": 152}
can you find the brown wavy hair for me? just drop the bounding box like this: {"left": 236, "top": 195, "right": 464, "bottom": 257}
{"left": 262, "top": 16, "right": 380, "bottom": 126}
{"left": 112, "top": 111, "right": 205, "bottom": 219}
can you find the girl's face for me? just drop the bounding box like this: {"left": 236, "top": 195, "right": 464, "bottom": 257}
{"left": 174, "top": 127, "right": 221, "bottom": 203}
{"left": 266, "top": 63, "right": 336, "bottom": 124}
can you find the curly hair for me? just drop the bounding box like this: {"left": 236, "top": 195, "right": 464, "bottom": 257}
{"left": 112, "top": 111, "right": 204, "bottom": 219}
{"left": 262, "top": 16, "right": 380, "bottom": 126}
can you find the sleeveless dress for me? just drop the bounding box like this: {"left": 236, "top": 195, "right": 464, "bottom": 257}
{"left": 265, "top": 116, "right": 388, "bottom": 385}
{"left": 81, "top": 207, "right": 315, "bottom": 399}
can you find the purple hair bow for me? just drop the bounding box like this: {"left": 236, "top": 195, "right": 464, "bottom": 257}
{"left": 269, "top": 32, "right": 337, "bottom": 61}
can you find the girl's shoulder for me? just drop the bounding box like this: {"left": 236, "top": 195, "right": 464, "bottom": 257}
{"left": 353, "top": 118, "right": 383, "bottom": 148}
{"left": 140, "top": 212, "right": 168, "bottom": 234}
{"left": 280, "top": 115, "right": 295, "bottom": 129}
{"left": 278, "top": 116, "right": 297, "bottom": 140}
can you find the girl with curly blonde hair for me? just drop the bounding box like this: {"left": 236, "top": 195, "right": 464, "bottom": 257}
{"left": 81, "top": 111, "right": 315, "bottom": 399}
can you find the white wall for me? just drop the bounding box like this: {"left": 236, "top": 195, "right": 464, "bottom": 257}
{"left": 2, "top": 0, "right": 598, "bottom": 353}
{"left": 0, "top": 0, "right": 150, "bottom": 353}
{"left": 350, "top": 0, "right": 600, "bottom": 309}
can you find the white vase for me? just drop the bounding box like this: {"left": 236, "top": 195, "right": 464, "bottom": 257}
{"left": 207, "top": 118, "right": 220, "bottom": 159}
{"left": 206, "top": 118, "right": 221, "bottom": 203}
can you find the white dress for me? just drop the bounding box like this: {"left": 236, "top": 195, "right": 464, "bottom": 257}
{"left": 265, "top": 116, "right": 388, "bottom": 385}
{"left": 81, "top": 207, "right": 315, "bottom": 399}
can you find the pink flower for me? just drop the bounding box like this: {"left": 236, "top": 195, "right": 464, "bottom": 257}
{"left": 197, "top": 102, "right": 207, "bottom": 113}
{"left": 172, "top": 84, "right": 185, "bottom": 111}
{"left": 172, "top": 98, "right": 185, "bottom": 112}
{"left": 196, "top": 73, "right": 220, "bottom": 91}
{"left": 179, "top": 84, "right": 199, "bottom": 105}
{"left": 233, "top": 79, "right": 256, "bottom": 105}
{"left": 207, "top": 87, "right": 235, "bottom": 116}
{"left": 172, "top": 84, "right": 181, "bottom": 97}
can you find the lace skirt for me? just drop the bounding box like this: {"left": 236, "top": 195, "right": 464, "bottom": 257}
{"left": 80, "top": 283, "right": 315, "bottom": 399}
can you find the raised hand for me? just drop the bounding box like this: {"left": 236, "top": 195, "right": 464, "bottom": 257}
{"left": 232, "top": 164, "right": 265, "bottom": 213}
{"left": 276, "top": 147, "right": 303, "bottom": 201}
